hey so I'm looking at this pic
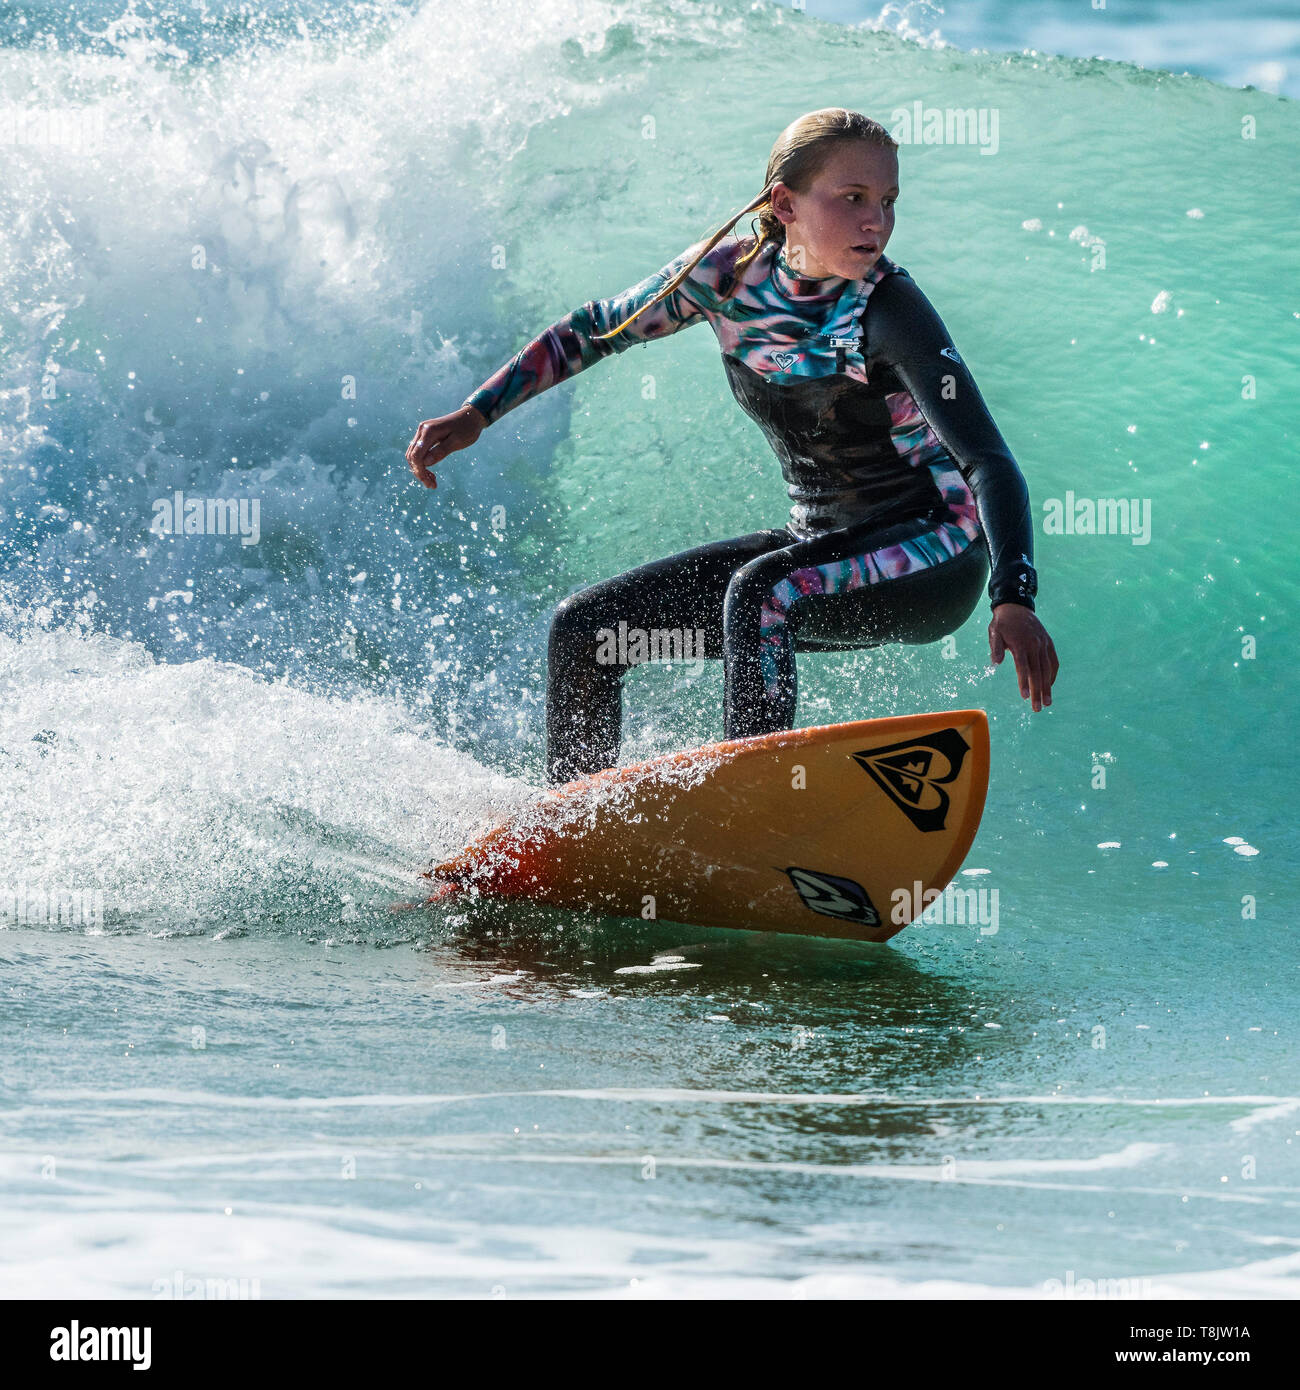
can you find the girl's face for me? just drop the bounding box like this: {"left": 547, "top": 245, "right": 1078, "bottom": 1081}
{"left": 771, "top": 141, "right": 899, "bottom": 280}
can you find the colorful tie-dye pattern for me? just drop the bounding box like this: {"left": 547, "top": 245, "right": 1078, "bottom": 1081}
{"left": 463, "top": 236, "right": 896, "bottom": 424}
{"left": 463, "top": 237, "right": 982, "bottom": 539}
{"left": 757, "top": 521, "right": 978, "bottom": 699}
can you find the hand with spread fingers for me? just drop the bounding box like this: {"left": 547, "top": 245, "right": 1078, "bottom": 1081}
{"left": 989, "top": 603, "right": 1059, "bottom": 712}
{"left": 405, "top": 404, "right": 486, "bottom": 488}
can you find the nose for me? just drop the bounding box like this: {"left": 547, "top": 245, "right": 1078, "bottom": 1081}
{"left": 859, "top": 205, "right": 886, "bottom": 232}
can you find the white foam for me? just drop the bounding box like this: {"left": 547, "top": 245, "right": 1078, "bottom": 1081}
{"left": 1, "top": 1199, "right": 1294, "bottom": 1299}
{"left": 0, "top": 613, "right": 534, "bottom": 927}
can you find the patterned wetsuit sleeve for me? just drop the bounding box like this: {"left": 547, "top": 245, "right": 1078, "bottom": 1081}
{"left": 867, "top": 271, "right": 1039, "bottom": 611}
{"left": 461, "top": 248, "right": 710, "bottom": 426}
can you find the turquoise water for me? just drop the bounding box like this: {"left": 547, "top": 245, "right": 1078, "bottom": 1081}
{"left": 1, "top": 0, "right": 1297, "bottom": 1296}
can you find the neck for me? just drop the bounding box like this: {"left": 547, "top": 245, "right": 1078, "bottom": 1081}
{"left": 771, "top": 240, "right": 849, "bottom": 299}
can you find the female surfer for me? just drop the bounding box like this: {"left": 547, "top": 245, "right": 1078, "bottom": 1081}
{"left": 406, "top": 108, "right": 1058, "bottom": 785}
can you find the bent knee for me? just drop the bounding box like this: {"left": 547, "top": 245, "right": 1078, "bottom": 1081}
{"left": 549, "top": 587, "right": 624, "bottom": 660}
{"left": 723, "top": 561, "right": 780, "bottom": 629}
{"left": 550, "top": 587, "right": 604, "bottom": 636}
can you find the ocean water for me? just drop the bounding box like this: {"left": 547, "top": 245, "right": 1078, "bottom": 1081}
{"left": 1, "top": 0, "right": 1297, "bottom": 1298}
{"left": 825, "top": 0, "right": 1300, "bottom": 98}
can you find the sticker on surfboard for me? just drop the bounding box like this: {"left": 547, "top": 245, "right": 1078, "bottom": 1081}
{"left": 849, "top": 726, "right": 972, "bottom": 833}
{"left": 784, "top": 867, "right": 882, "bottom": 926}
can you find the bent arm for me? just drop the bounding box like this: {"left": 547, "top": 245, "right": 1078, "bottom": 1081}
{"left": 461, "top": 246, "right": 709, "bottom": 426}
{"left": 868, "top": 271, "right": 1038, "bottom": 611}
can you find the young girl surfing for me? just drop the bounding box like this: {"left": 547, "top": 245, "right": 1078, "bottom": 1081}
{"left": 406, "top": 108, "right": 1058, "bottom": 786}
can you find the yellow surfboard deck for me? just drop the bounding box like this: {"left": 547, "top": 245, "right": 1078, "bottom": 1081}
{"left": 426, "top": 709, "right": 989, "bottom": 943}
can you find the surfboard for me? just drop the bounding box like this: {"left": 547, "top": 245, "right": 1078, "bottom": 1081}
{"left": 424, "top": 708, "right": 989, "bottom": 943}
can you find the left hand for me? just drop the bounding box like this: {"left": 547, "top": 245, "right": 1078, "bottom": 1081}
{"left": 405, "top": 404, "right": 486, "bottom": 489}
{"left": 989, "top": 604, "right": 1058, "bottom": 711}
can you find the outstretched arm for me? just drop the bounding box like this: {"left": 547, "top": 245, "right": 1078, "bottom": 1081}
{"left": 407, "top": 246, "right": 711, "bottom": 485}
{"left": 461, "top": 245, "right": 710, "bottom": 426}
{"left": 868, "top": 270, "right": 1057, "bottom": 709}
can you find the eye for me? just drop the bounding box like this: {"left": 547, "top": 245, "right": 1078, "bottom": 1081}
{"left": 884, "top": 197, "right": 896, "bottom": 208}
{"left": 845, "top": 193, "right": 861, "bottom": 203}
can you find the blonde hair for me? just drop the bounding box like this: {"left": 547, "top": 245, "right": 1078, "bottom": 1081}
{"left": 594, "top": 108, "right": 898, "bottom": 342}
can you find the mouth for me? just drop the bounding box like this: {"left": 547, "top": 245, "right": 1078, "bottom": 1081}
{"left": 851, "top": 243, "right": 879, "bottom": 256}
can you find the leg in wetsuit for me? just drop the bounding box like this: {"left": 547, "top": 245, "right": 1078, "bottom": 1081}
{"left": 545, "top": 507, "right": 989, "bottom": 784}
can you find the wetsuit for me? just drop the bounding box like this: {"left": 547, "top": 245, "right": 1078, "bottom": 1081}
{"left": 462, "top": 236, "right": 1038, "bottom": 784}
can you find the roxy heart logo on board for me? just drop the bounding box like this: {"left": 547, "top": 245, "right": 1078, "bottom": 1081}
{"left": 851, "top": 727, "right": 971, "bottom": 833}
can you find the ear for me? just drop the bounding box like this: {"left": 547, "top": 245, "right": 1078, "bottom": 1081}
{"left": 769, "top": 182, "right": 796, "bottom": 227}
